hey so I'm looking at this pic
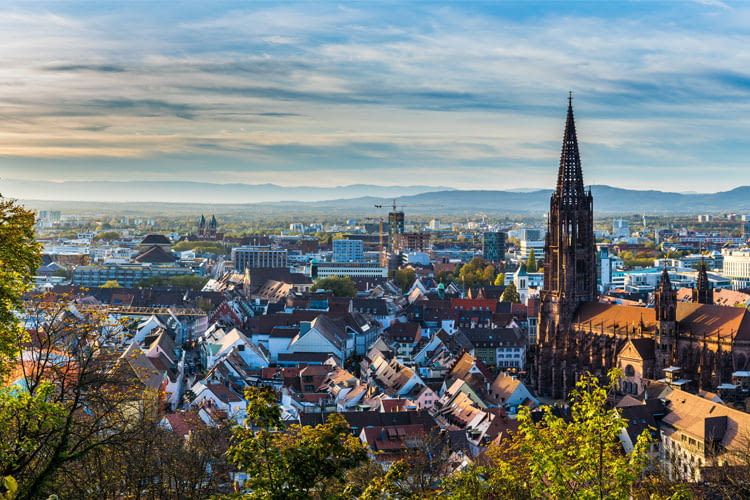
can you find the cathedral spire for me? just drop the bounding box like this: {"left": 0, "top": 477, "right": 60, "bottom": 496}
{"left": 556, "top": 92, "right": 586, "bottom": 206}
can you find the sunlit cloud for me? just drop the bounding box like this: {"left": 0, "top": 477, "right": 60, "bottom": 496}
{"left": 0, "top": 1, "right": 748, "bottom": 195}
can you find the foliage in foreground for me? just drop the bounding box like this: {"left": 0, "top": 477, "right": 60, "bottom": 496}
{"left": 228, "top": 386, "right": 368, "bottom": 499}
{"left": 443, "top": 370, "right": 690, "bottom": 500}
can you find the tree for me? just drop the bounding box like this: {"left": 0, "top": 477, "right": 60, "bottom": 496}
{"left": 526, "top": 248, "right": 537, "bottom": 272}
{"left": 311, "top": 276, "right": 357, "bottom": 298}
{"left": 52, "top": 403, "right": 232, "bottom": 499}
{"left": 1, "top": 294, "right": 146, "bottom": 498}
{"left": 361, "top": 431, "right": 456, "bottom": 498}
{"left": 100, "top": 280, "right": 121, "bottom": 288}
{"left": 443, "top": 370, "right": 670, "bottom": 499}
{"left": 227, "top": 386, "right": 368, "bottom": 498}
{"left": 501, "top": 282, "right": 521, "bottom": 303}
{"left": 493, "top": 272, "right": 505, "bottom": 286}
{"left": 457, "top": 258, "right": 497, "bottom": 288}
{"left": 395, "top": 268, "right": 417, "bottom": 292}
{"left": 93, "top": 231, "right": 120, "bottom": 241}
{"left": 0, "top": 196, "right": 40, "bottom": 374}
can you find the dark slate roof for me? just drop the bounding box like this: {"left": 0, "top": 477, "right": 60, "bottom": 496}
{"left": 134, "top": 245, "right": 177, "bottom": 263}
{"left": 353, "top": 298, "right": 389, "bottom": 316}
{"left": 249, "top": 268, "right": 312, "bottom": 285}
{"left": 630, "top": 338, "right": 656, "bottom": 360}
{"left": 299, "top": 410, "right": 437, "bottom": 433}
{"left": 141, "top": 234, "right": 171, "bottom": 245}
{"left": 463, "top": 327, "right": 524, "bottom": 348}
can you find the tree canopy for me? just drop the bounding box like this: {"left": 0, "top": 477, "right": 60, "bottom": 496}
{"left": 0, "top": 197, "right": 40, "bottom": 373}
{"left": 228, "top": 386, "right": 368, "bottom": 498}
{"left": 526, "top": 248, "right": 538, "bottom": 272}
{"left": 395, "top": 268, "right": 417, "bottom": 292}
{"left": 501, "top": 282, "right": 521, "bottom": 303}
{"left": 442, "top": 370, "right": 685, "bottom": 499}
{"left": 311, "top": 276, "right": 357, "bottom": 297}
{"left": 457, "top": 257, "right": 498, "bottom": 288}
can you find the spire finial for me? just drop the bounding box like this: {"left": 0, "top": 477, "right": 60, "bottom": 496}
{"left": 568, "top": 91, "right": 573, "bottom": 106}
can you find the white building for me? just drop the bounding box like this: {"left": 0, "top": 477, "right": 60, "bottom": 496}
{"left": 312, "top": 262, "right": 388, "bottom": 278}
{"left": 722, "top": 248, "right": 750, "bottom": 289}
{"left": 612, "top": 219, "right": 630, "bottom": 240}
{"left": 231, "top": 246, "right": 288, "bottom": 270}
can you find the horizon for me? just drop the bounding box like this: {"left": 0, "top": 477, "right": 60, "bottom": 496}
{"left": 1, "top": 1, "right": 750, "bottom": 197}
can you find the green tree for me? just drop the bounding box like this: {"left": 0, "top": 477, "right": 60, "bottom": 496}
{"left": 94, "top": 231, "right": 121, "bottom": 241}
{"left": 493, "top": 272, "right": 505, "bottom": 286}
{"left": 172, "top": 241, "right": 226, "bottom": 254}
{"left": 311, "top": 276, "right": 357, "bottom": 298}
{"left": 526, "top": 248, "right": 537, "bottom": 272}
{"left": 101, "top": 280, "right": 121, "bottom": 288}
{"left": 0, "top": 196, "right": 40, "bottom": 374}
{"left": 501, "top": 282, "right": 520, "bottom": 303}
{"left": 443, "top": 370, "right": 677, "bottom": 499}
{"left": 228, "top": 387, "right": 367, "bottom": 499}
{"left": 457, "top": 258, "right": 496, "bottom": 288}
{"left": 395, "top": 268, "right": 417, "bottom": 292}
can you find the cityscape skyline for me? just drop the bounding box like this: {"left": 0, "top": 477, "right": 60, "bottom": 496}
{"left": 1, "top": 1, "right": 750, "bottom": 196}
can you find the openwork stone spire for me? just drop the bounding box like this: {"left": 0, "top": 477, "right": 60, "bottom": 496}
{"left": 556, "top": 92, "right": 587, "bottom": 206}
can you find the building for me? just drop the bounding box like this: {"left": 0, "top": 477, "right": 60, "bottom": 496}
{"left": 483, "top": 231, "right": 506, "bottom": 263}
{"left": 722, "top": 248, "right": 750, "bottom": 289}
{"left": 597, "top": 244, "right": 623, "bottom": 293}
{"left": 332, "top": 239, "right": 364, "bottom": 263}
{"left": 533, "top": 97, "right": 750, "bottom": 400}
{"left": 519, "top": 234, "right": 545, "bottom": 260}
{"left": 388, "top": 208, "right": 405, "bottom": 251}
{"left": 612, "top": 219, "right": 630, "bottom": 240}
{"left": 394, "top": 232, "right": 431, "bottom": 252}
{"left": 197, "top": 214, "right": 220, "bottom": 239}
{"left": 231, "top": 246, "right": 288, "bottom": 270}
{"left": 312, "top": 262, "right": 388, "bottom": 279}
{"left": 72, "top": 263, "right": 194, "bottom": 287}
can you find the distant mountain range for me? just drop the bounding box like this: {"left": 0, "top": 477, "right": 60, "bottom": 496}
{"left": 0, "top": 179, "right": 453, "bottom": 203}
{"left": 6, "top": 179, "right": 750, "bottom": 214}
{"left": 265, "top": 185, "right": 750, "bottom": 214}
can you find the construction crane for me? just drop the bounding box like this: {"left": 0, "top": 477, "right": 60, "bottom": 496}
{"left": 374, "top": 199, "right": 408, "bottom": 212}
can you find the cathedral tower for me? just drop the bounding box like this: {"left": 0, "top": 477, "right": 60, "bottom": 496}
{"left": 654, "top": 267, "right": 677, "bottom": 374}
{"left": 535, "top": 94, "right": 597, "bottom": 398}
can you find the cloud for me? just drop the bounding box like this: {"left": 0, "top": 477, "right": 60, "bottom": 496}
{"left": 0, "top": 2, "right": 749, "bottom": 192}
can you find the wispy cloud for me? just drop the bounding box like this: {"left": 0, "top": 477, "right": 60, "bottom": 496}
{"left": 0, "top": 2, "right": 749, "bottom": 193}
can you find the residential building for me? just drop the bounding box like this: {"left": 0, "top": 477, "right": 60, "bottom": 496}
{"left": 483, "top": 231, "right": 506, "bottom": 263}
{"left": 332, "top": 239, "right": 364, "bottom": 263}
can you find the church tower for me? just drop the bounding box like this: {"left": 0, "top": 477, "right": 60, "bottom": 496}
{"left": 654, "top": 267, "right": 677, "bottom": 375}
{"left": 535, "top": 94, "right": 597, "bottom": 398}
{"left": 693, "top": 258, "right": 713, "bottom": 304}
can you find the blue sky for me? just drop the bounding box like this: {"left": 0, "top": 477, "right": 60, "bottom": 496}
{"left": 0, "top": 0, "right": 749, "bottom": 194}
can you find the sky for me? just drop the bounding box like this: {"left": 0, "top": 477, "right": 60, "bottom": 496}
{"left": 1, "top": 0, "right": 750, "bottom": 195}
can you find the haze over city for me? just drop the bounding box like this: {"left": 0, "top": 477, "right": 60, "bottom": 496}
{"left": 1, "top": 0, "right": 750, "bottom": 199}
